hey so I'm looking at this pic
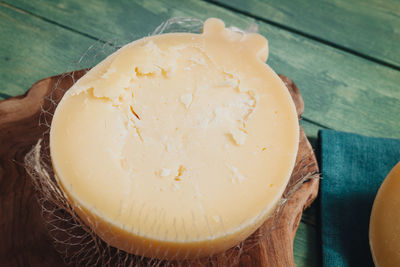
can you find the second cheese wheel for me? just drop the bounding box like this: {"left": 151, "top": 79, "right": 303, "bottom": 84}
{"left": 370, "top": 161, "right": 400, "bottom": 266}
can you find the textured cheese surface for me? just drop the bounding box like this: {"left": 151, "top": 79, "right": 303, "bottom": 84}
{"left": 50, "top": 18, "right": 299, "bottom": 259}
{"left": 370, "top": 162, "right": 400, "bottom": 266}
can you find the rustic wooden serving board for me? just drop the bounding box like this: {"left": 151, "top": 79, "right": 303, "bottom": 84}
{"left": 0, "top": 71, "right": 319, "bottom": 267}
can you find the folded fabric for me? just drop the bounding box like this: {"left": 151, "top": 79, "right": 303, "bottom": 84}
{"left": 319, "top": 130, "right": 400, "bottom": 267}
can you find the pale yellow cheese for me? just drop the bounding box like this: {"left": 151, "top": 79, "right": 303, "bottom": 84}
{"left": 50, "top": 18, "right": 299, "bottom": 259}
{"left": 370, "top": 161, "right": 400, "bottom": 266}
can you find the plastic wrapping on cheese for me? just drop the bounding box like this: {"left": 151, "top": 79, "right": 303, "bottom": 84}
{"left": 29, "top": 18, "right": 299, "bottom": 261}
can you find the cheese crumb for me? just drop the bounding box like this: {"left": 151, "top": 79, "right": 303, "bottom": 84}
{"left": 229, "top": 128, "right": 247, "bottom": 145}
{"left": 228, "top": 165, "right": 246, "bottom": 183}
{"left": 220, "top": 72, "right": 239, "bottom": 88}
{"left": 160, "top": 168, "right": 171, "bottom": 177}
{"left": 189, "top": 56, "right": 205, "bottom": 65}
{"left": 180, "top": 94, "right": 193, "bottom": 109}
{"left": 101, "top": 67, "right": 116, "bottom": 79}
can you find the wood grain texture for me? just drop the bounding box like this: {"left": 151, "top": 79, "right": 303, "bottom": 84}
{"left": 2, "top": 0, "right": 400, "bottom": 140}
{"left": 210, "top": 0, "right": 400, "bottom": 68}
{"left": 0, "top": 72, "right": 318, "bottom": 266}
{"left": 0, "top": 74, "right": 68, "bottom": 266}
{"left": 0, "top": 2, "right": 95, "bottom": 99}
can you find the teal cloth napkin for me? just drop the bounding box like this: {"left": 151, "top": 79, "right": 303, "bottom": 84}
{"left": 319, "top": 130, "right": 400, "bottom": 267}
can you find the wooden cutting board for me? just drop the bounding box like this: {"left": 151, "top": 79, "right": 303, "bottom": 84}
{"left": 0, "top": 71, "right": 319, "bottom": 266}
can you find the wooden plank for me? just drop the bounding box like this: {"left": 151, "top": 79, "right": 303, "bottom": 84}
{"left": 0, "top": 3, "right": 96, "bottom": 98}
{"left": 301, "top": 120, "right": 323, "bottom": 148}
{"left": 210, "top": 0, "right": 400, "bottom": 68}
{"left": 294, "top": 222, "right": 320, "bottom": 267}
{"left": 4, "top": 0, "right": 400, "bottom": 140}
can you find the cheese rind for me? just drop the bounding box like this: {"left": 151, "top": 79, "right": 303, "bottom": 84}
{"left": 50, "top": 18, "right": 299, "bottom": 259}
{"left": 370, "top": 161, "right": 400, "bottom": 266}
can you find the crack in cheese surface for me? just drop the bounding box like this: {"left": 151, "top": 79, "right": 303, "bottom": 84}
{"left": 50, "top": 18, "right": 299, "bottom": 259}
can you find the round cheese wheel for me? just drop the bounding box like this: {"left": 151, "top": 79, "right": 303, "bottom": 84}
{"left": 50, "top": 18, "right": 299, "bottom": 259}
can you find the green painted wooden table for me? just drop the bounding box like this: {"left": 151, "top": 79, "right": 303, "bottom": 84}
{"left": 0, "top": 0, "right": 399, "bottom": 266}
